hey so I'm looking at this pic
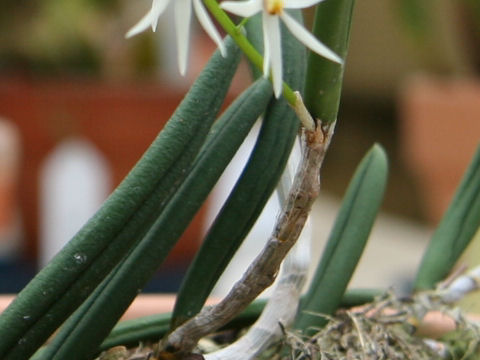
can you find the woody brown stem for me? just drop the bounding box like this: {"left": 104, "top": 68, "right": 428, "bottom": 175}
{"left": 159, "top": 120, "right": 334, "bottom": 357}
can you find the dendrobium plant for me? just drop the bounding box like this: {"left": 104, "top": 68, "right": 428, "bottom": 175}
{"left": 3, "top": 0, "right": 480, "bottom": 359}
{"left": 127, "top": 0, "right": 342, "bottom": 97}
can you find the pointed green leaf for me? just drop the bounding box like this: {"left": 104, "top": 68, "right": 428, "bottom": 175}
{"left": 414, "top": 144, "right": 480, "bottom": 291}
{"left": 295, "top": 144, "right": 388, "bottom": 332}
{"left": 0, "top": 38, "right": 241, "bottom": 360}
{"left": 171, "top": 10, "right": 307, "bottom": 329}
{"left": 35, "top": 78, "right": 273, "bottom": 360}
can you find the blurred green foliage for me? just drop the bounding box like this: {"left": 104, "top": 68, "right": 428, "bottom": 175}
{"left": 0, "top": 0, "right": 155, "bottom": 77}
{"left": 395, "top": 0, "right": 479, "bottom": 40}
{"left": 393, "top": 0, "right": 480, "bottom": 73}
{"left": 394, "top": 0, "right": 433, "bottom": 44}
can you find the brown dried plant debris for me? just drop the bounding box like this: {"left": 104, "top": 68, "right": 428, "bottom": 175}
{"left": 98, "top": 291, "right": 480, "bottom": 360}
{"left": 96, "top": 344, "right": 157, "bottom": 360}
{"left": 278, "top": 292, "right": 480, "bottom": 360}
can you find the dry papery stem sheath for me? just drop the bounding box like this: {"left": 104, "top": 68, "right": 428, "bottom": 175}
{"left": 159, "top": 120, "right": 335, "bottom": 357}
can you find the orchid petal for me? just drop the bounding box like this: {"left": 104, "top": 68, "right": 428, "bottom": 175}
{"left": 283, "top": 0, "right": 325, "bottom": 9}
{"left": 126, "top": 0, "right": 170, "bottom": 38}
{"left": 175, "top": 0, "right": 192, "bottom": 75}
{"left": 193, "top": 0, "right": 226, "bottom": 57}
{"left": 264, "top": 13, "right": 283, "bottom": 97}
{"left": 150, "top": 0, "right": 170, "bottom": 31}
{"left": 261, "top": 11, "right": 271, "bottom": 77}
{"left": 280, "top": 11, "right": 343, "bottom": 64}
{"left": 221, "top": 0, "right": 263, "bottom": 18}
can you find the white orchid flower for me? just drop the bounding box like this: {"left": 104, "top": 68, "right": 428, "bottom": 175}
{"left": 126, "top": 0, "right": 226, "bottom": 75}
{"left": 221, "top": 0, "right": 343, "bottom": 97}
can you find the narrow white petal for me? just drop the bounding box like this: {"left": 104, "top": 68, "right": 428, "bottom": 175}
{"left": 283, "top": 0, "right": 325, "bottom": 9}
{"left": 280, "top": 12, "right": 343, "bottom": 64}
{"left": 126, "top": 14, "right": 155, "bottom": 38}
{"left": 262, "top": 11, "right": 271, "bottom": 77}
{"left": 175, "top": 0, "right": 193, "bottom": 75}
{"left": 152, "top": 0, "right": 171, "bottom": 15}
{"left": 150, "top": 0, "right": 170, "bottom": 30}
{"left": 264, "top": 13, "right": 283, "bottom": 97}
{"left": 221, "top": 0, "right": 263, "bottom": 18}
{"left": 193, "top": 0, "right": 226, "bottom": 57}
{"left": 125, "top": 0, "right": 170, "bottom": 38}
